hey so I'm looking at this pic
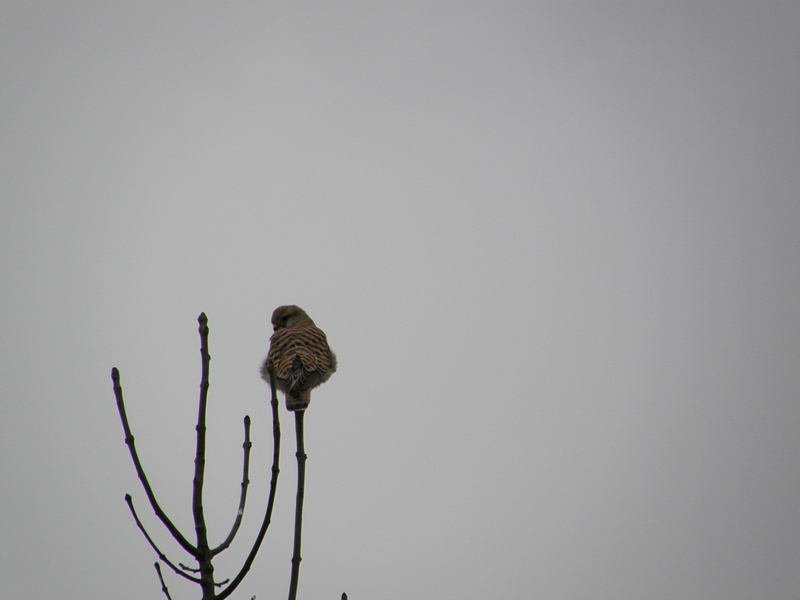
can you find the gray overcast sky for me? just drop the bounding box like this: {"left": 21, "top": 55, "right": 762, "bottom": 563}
{"left": 1, "top": 3, "right": 798, "bottom": 599}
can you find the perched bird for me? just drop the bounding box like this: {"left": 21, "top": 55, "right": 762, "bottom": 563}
{"left": 261, "top": 305, "right": 337, "bottom": 411}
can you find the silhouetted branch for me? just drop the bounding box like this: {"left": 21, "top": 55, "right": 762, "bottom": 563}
{"left": 115, "top": 313, "right": 288, "bottom": 599}
{"left": 215, "top": 366, "right": 282, "bottom": 600}
{"left": 192, "top": 313, "right": 216, "bottom": 599}
{"left": 155, "top": 562, "right": 173, "bottom": 600}
{"left": 125, "top": 494, "right": 202, "bottom": 584}
{"left": 288, "top": 409, "right": 307, "bottom": 600}
{"left": 211, "top": 415, "right": 253, "bottom": 556}
{"left": 112, "top": 368, "right": 197, "bottom": 556}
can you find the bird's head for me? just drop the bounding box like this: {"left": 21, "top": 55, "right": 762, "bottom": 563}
{"left": 271, "top": 305, "right": 312, "bottom": 331}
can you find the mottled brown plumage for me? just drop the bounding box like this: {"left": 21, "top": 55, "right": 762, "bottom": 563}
{"left": 260, "top": 305, "right": 337, "bottom": 411}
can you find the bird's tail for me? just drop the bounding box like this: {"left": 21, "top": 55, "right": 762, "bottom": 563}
{"left": 285, "top": 389, "right": 311, "bottom": 411}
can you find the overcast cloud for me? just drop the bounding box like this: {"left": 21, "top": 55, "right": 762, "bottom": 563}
{"left": 1, "top": 3, "right": 799, "bottom": 599}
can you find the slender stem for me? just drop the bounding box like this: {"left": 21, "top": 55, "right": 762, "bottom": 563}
{"left": 124, "top": 495, "right": 202, "bottom": 584}
{"left": 115, "top": 313, "right": 283, "bottom": 600}
{"left": 192, "top": 313, "right": 214, "bottom": 599}
{"left": 211, "top": 415, "right": 253, "bottom": 556}
{"left": 288, "top": 410, "right": 306, "bottom": 600}
{"left": 215, "top": 366, "right": 282, "bottom": 600}
{"left": 112, "top": 368, "right": 197, "bottom": 556}
{"left": 154, "top": 562, "right": 174, "bottom": 600}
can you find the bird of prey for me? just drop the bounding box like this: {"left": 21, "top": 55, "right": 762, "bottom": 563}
{"left": 261, "top": 305, "right": 337, "bottom": 411}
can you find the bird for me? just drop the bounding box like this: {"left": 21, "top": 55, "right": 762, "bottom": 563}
{"left": 260, "top": 305, "right": 337, "bottom": 411}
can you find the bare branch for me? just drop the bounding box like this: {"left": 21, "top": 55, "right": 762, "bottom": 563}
{"left": 215, "top": 366, "right": 282, "bottom": 600}
{"left": 124, "top": 494, "right": 202, "bottom": 584}
{"left": 115, "top": 313, "right": 285, "bottom": 599}
{"left": 112, "top": 368, "right": 197, "bottom": 556}
{"left": 154, "top": 563, "right": 173, "bottom": 600}
{"left": 193, "top": 314, "right": 211, "bottom": 548}
{"left": 211, "top": 415, "right": 253, "bottom": 556}
{"left": 191, "top": 313, "right": 215, "bottom": 598}
{"left": 288, "top": 409, "right": 307, "bottom": 600}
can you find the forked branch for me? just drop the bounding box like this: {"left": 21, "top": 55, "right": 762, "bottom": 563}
{"left": 114, "top": 313, "right": 283, "bottom": 599}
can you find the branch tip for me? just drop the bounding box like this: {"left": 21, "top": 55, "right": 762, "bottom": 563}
{"left": 198, "top": 313, "right": 209, "bottom": 335}
{"left": 155, "top": 562, "right": 174, "bottom": 600}
{"left": 111, "top": 367, "right": 119, "bottom": 380}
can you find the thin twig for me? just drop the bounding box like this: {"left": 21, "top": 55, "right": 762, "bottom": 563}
{"left": 215, "top": 365, "right": 283, "bottom": 600}
{"left": 154, "top": 562, "right": 173, "bottom": 600}
{"left": 192, "top": 313, "right": 215, "bottom": 599}
{"left": 124, "top": 494, "right": 202, "bottom": 584}
{"left": 179, "top": 563, "right": 201, "bottom": 573}
{"left": 288, "top": 409, "right": 307, "bottom": 600}
{"left": 211, "top": 415, "right": 253, "bottom": 556}
{"left": 112, "top": 368, "right": 197, "bottom": 556}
